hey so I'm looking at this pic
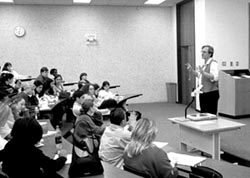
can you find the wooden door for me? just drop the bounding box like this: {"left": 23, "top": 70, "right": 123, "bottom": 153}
{"left": 177, "top": 0, "right": 195, "bottom": 106}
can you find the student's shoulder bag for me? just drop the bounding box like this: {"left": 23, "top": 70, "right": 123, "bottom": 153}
{"left": 68, "top": 117, "right": 103, "bottom": 177}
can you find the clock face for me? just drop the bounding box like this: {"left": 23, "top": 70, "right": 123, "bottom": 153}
{"left": 14, "top": 26, "right": 26, "bottom": 37}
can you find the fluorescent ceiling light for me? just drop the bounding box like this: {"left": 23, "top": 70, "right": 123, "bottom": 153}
{"left": 73, "top": 0, "right": 91, "bottom": 3}
{"left": 0, "top": 0, "right": 13, "bottom": 3}
{"left": 144, "top": 0, "right": 166, "bottom": 5}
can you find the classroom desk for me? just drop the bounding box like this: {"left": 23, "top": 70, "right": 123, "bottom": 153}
{"left": 162, "top": 145, "right": 250, "bottom": 178}
{"left": 169, "top": 117, "right": 245, "bottom": 160}
{"left": 40, "top": 121, "right": 140, "bottom": 178}
{"left": 39, "top": 98, "right": 70, "bottom": 127}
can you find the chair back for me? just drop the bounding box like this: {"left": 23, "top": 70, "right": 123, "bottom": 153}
{"left": 190, "top": 166, "right": 223, "bottom": 178}
{"left": 123, "top": 165, "right": 151, "bottom": 178}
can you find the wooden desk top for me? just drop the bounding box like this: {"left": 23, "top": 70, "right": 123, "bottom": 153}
{"left": 39, "top": 98, "right": 67, "bottom": 112}
{"left": 169, "top": 117, "right": 245, "bottom": 133}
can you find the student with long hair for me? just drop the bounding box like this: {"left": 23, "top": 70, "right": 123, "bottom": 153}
{"left": 0, "top": 118, "right": 67, "bottom": 178}
{"left": 34, "top": 80, "right": 44, "bottom": 98}
{"left": 97, "top": 81, "right": 116, "bottom": 107}
{"left": 0, "top": 73, "right": 15, "bottom": 94}
{"left": 124, "top": 118, "right": 178, "bottom": 178}
{"left": 78, "top": 72, "right": 90, "bottom": 90}
{"left": 51, "top": 74, "right": 64, "bottom": 96}
{"left": 9, "top": 95, "right": 29, "bottom": 121}
{"left": 2, "top": 62, "right": 30, "bottom": 82}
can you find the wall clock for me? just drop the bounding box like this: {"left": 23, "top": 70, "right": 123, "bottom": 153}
{"left": 14, "top": 26, "right": 26, "bottom": 37}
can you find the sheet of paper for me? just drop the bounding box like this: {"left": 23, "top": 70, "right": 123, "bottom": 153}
{"left": 193, "top": 120, "right": 215, "bottom": 125}
{"left": 168, "top": 152, "right": 206, "bottom": 167}
{"left": 153, "top": 141, "right": 168, "bottom": 148}
{"left": 232, "top": 76, "right": 241, "bottom": 79}
{"left": 43, "top": 130, "right": 56, "bottom": 138}
{"left": 0, "top": 137, "right": 7, "bottom": 150}
{"left": 54, "top": 154, "right": 72, "bottom": 164}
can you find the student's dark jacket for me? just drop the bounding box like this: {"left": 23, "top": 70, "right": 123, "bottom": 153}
{"left": 0, "top": 140, "right": 66, "bottom": 178}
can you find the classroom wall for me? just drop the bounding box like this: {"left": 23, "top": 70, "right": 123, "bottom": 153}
{"left": 195, "top": 0, "right": 249, "bottom": 69}
{"left": 0, "top": 5, "right": 177, "bottom": 103}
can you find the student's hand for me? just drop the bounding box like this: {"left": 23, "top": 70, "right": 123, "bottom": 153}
{"left": 58, "top": 149, "right": 67, "bottom": 158}
{"left": 170, "top": 159, "right": 178, "bottom": 168}
{"left": 6, "top": 88, "right": 14, "bottom": 93}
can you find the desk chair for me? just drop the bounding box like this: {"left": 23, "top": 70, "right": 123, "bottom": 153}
{"left": 109, "top": 85, "right": 120, "bottom": 89}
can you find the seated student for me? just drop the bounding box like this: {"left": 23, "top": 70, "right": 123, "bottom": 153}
{"left": 35, "top": 67, "right": 53, "bottom": 96}
{"left": 72, "top": 90, "right": 103, "bottom": 126}
{"left": 0, "top": 73, "right": 15, "bottom": 94}
{"left": 34, "top": 80, "right": 44, "bottom": 98}
{"left": 69, "top": 99, "right": 104, "bottom": 177}
{"left": 123, "top": 118, "right": 178, "bottom": 178}
{"left": 97, "top": 81, "right": 116, "bottom": 107}
{"left": 81, "top": 84, "right": 96, "bottom": 100}
{"left": 9, "top": 95, "right": 28, "bottom": 121}
{"left": 1, "top": 62, "right": 29, "bottom": 81}
{"left": 51, "top": 74, "right": 64, "bottom": 96}
{"left": 92, "top": 83, "right": 100, "bottom": 97}
{"left": 78, "top": 72, "right": 90, "bottom": 90}
{"left": 72, "top": 90, "right": 92, "bottom": 117}
{"left": 99, "top": 107, "right": 131, "bottom": 169}
{"left": 50, "top": 68, "right": 58, "bottom": 78}
{"left": 125, "top": 110, "right": 142, "bottom": 131}
{"left": 13, "top": 79, "right": 22, "bottom": 94}
{"left": 0, "top": 118, "right": 67, "bottom": 178}
{"left": 1, "top": 62, "right": 12, "bottom": 74}
{"left": 0, "top": 91, "right": 14, "bottom": 140}
{"left": 82, "top": 84, "right": 111, "bottom": 116}
{"left": 18, "top": 83, "right": 39, "bottom": 117}
{"left": 74, "top": 99, "right": 105, "bottom": 141}
{"left": 0, "top": 95, "right": 29, "bottom": 140}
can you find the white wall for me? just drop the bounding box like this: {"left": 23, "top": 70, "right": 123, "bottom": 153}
{"left": 194, "top": 0, "right": 250, "bottom": 110}
{"left": 195, "top": 0, "right": 249, "bottom": 69}
{"left": 0, "top": 5, "right": 177, "bottom": 103}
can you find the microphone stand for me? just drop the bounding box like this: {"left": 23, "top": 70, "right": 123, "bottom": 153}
{"left": 184, "top": 84, "right": 203, "bottom": 118}
{"left": 185, "top": 96, "right": 195, "bottom": 118}
{"left": 185, "top": 88, "right": 195, "bottom": 118}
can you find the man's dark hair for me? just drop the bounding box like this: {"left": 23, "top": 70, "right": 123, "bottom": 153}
{"left": 40, "top": 67, "right": 48, "bottom": 73}
{"left": 79, "top": 73, "right": 87, "bottom": 80}
{"left": 110, "top": 108, "right": 126, "bottom": 126}
{"left": 50, "top": 68, "right": 57, "bottom": 75}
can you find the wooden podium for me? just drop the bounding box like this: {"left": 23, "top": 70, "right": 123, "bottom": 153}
{"left": 218, "top": 70, "right": 250, "bottom": 117}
